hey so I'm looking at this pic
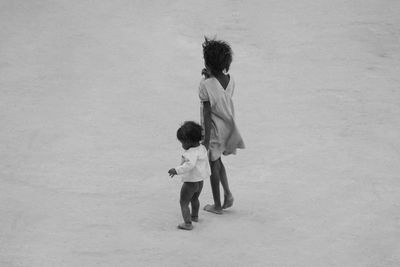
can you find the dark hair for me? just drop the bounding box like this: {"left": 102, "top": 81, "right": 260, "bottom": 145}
{"left": 177, "top": 121, "right": 203, "bottom": 143}
{"left": 202, "top": 37, "right": 233, "bottom": 76}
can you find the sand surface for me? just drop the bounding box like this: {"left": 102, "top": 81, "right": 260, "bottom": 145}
{"left": 1, "top": 0, "right": 400, "bottom": 266}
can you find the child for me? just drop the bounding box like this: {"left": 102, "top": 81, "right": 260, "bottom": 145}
{"left": 168, "top": 121, "right": 211, "bottom": 230}
{"left": 199, "top": 37, "right": 245, "bottom": 214}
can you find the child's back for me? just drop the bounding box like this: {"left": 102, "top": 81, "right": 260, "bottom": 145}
{"left": 200, "top": 37, "right": 244, "bottom": 214}
{"left": 199, "top": 75, "right": 245, "bottom": 161}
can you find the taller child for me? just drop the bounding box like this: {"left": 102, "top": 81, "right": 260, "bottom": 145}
{"left": 199, "top": 37, "right": 245, "bottom": 214}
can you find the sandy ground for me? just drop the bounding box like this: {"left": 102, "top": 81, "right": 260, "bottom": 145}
{"left": 1, "top": 0, "right": 400, "bottom": 266}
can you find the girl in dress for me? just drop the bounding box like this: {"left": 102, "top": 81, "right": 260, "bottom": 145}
{"left": 199, "top": 37, "right": 245, "bottom": 214}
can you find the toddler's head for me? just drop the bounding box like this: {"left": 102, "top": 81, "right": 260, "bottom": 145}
{"left": 177, "top": 121, "right": 202, "bottom": 150}
{"left": 202, "top": 37, "right": 233, "bottom": 76}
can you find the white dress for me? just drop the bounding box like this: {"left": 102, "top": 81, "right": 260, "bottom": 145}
{"left": 198, "top": 76, "right": 245, "bottom": 161}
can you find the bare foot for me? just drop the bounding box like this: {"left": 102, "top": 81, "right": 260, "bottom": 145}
{"left": 222, "top": 195, "right": 234, "bottom": 209}
{"left": 204, "top": 204, "right": 223, "bottom": 214}
{"left": 177, "top": 223, "right": 193, "bottom": 230}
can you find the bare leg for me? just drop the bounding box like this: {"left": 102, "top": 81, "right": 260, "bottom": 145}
{"left": 219, "top": 159, "right": 234, "bottom": 209}
{"left": 191, "top": 197, "right": 200, "bottom": 222}
{"left": 180, "top": 183, "right": 194, "bottom": 224}
{"left": 190, "top": 181, "right": 203, "bottom": 221}
{"left": 210, "top": 159, "right": 222, "bottom": 208}
{"left": 204, "top": 159, "right": 223, "bottom": 214}
{"left": 219, "top": 159, "right": 232, "bottom": 196}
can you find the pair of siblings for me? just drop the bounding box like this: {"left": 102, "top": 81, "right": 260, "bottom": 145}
{"left": 168, "top": 38, "right": 245, "bottom": 230}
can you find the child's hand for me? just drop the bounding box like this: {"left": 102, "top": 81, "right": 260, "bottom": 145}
{"left": 201, "top": 68, "right": 210, "bottom": 79}
{"left": 168, "top": 168, "right": 177, "bottom": 178}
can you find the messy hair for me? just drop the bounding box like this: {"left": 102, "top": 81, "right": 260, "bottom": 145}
{"left": 202, "top": 37, "right": 233, "bottom": 76}
{"left": 177, "top": 121, "right": 203, "bottom": 143}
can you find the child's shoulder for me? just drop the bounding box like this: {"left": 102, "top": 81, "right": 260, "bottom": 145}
{"left": 200, "top": 75, "right": 235, "bottom": 91}
{"left": 200, "top": 75, "right": 234, "bottom": 83}
{"left": 186, "top": 144, "right": 206, "bottom": 152}
{"left": 199, "top": 77, "right": 210, "bottom": 84}
{"left": 199, "top": 76, "right": 217, "bottom": 88}
{"left": 185, "top": 145, "right": 207, "bottom": 157}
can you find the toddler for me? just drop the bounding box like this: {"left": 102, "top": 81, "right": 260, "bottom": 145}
{"left": 168, "top": 121, "right": 211, "bottom": 230}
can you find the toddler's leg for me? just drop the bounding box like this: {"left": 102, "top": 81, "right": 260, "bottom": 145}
{"left": 190, "top": 181, "right": 204, "bottom": 221}
{"left": 180, "top": 182, "right": 195, "bottom": 225}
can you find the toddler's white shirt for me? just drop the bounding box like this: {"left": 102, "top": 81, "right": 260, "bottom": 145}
{"left": 175, "top": 145, "right": 211, "bottom": 182}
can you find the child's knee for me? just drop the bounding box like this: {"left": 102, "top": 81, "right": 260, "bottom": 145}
{"left": 180, "top": 198, "right": 190, "bottom": 206}
{"left": 210, "top": 159, "right": 221, "bottom": 170}
{"left": 191, "top": 199, "right": 199, "bottom": 205}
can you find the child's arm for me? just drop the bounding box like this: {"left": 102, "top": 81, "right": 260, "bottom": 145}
{"left": 168, "top": 153, "right": 197, "bottom": 178}
{"left": 168, "top": 168, "right": 177, "bottom": 177}
{"left": 202, "top": 101, "right": 212, "bottom": 150}
{"left": 175, "top": 153, "right": 197, "bottom": 174}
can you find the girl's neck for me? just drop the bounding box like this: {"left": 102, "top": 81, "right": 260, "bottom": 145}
{"left": 214, "top": 73, "right": 230, "bottom": 90}
{"left": 211, "top": 71, "right": 227, "bottom": 78}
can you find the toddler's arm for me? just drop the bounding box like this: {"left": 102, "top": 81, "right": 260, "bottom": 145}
{"left": 168, "top": 168, "right": 177, "bottom": 178}
{"left": 168, "top": 152, "right": 197, "bottom": 178}
{"left": 175, "top": 153, "right": 197, "bottom": 174}
{"left": 168, "top": 151, "right": 198, "bottom": 178}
